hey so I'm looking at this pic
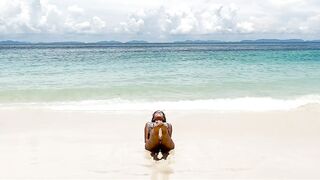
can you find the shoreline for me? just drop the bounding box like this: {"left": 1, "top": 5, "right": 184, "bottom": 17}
{"left": 1, "top": 108, "right": 320, "bottom": 179}
{"left": 1, "top": 95, "right": 320, "bottom": 112}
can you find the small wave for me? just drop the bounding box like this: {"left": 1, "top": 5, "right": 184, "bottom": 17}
{"left": 1, "top": 95, "right": 320, "bottom": 112}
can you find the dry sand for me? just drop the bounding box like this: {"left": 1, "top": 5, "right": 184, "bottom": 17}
{"left": 1, "top": 108, "right": 320, "bottom": 179}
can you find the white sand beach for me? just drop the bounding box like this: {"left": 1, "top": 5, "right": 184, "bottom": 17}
{"left": 1, "top": 107, "right": 320, "bottom": 179}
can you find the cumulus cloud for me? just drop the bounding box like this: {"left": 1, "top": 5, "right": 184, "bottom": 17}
{"left": 67, "top": 5, "right": 84, "bottom": 15}
{"left": 117, "top": 5, "right": 240, "bottom": 35}
{"left": 0, "top": 0, "right": 107, "bottom": 34}
{"left": 117, "top": 0, "right": 320, "bottom": 39}
{"left": 0, "top": 0, "right": 320, "bottom": 41}
{"left": 116, "top": 7, "right": 200, "bottom": 36}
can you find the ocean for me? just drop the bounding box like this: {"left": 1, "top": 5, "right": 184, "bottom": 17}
{"left": 1, "top": 42, "right": 320, "bottom": 111}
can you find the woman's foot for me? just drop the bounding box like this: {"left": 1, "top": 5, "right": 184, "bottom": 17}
{"left": 151, "top": 152, "right": 161, "bottom": 161}
{"left": 160, "top": 123, "right": 169, "bottom": 135}
{"left": 161, "top": 152, "right": 169, "bottom": 160}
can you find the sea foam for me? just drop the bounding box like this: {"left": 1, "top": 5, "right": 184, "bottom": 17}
{"left": 1, "top": 95, "right": 320, "bottom": 112}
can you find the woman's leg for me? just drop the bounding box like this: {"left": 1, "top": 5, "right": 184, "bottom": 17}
{"left": 159, "top": 125, "right": 175, "bottom": 152}
{"left": 145, "top": 124, "right": 174, "bottom": 160}
{"left": 159, "top": 125, "right": 175, "bottom": 160}
{"left": 145, "top": 127, "right": 161, "bottom": 160}
{"left": 145, "top": 127, "right": 162, "bottom": 160}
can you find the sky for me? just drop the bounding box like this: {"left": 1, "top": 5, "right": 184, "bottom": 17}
{"left": 0, "top": 0, "right": 320, "bottom": 42}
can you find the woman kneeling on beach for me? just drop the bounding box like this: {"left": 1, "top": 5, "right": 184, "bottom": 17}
{"left": 144, "top": 110, "right": 175, "bottom": 160}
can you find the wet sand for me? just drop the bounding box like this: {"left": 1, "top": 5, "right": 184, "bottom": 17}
{"left": 0, "top": 108, "right": 320, "bottom": 179}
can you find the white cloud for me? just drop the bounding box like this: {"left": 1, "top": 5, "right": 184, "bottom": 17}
{"left": 67, "top": 5, "right": 84, "bottom": 15}
{"left": 236, "top": 22, "right": 255, "bottom": 33}
{"left": 116, "top": 16, "right": 144, "bottom": 33}
{"left": 117, "top": 4, "right": 241, "bottom": 35}
{"left": 0, "top": 0, "right": 107, "bottom": 35}
{"left": 0, "top": 0, "right": 320, "bottom": 41}
{"left": 304, "top": 14, "right": 320, "bottom": 32}
{"left": 92, "top": 16, "right": 106, "bottom": 29}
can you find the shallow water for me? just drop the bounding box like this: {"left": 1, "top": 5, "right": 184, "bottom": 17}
{"left": 1, "top": 43, "right": 320, "bottom": 110}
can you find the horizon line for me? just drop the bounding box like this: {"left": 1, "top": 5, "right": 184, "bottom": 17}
{"left": 1, "top": 38, "right": 320, "bottom": 44}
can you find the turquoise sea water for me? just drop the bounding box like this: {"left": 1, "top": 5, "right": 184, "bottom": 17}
{"left": 1, "top": 43, "right": 320, "bottom": 110}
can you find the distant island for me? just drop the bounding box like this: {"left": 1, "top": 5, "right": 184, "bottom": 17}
{"left": 125, "top": 40, "right": 148, "bottom": 43}
{"left": 0, "top": 40, "right": 31, "bottom": 45}
{"left": 173, "top": 40, "right": 223, "bottom": 43}
{"left": 1, "top": 39, "right": 320, "bottom": 45}
{"left": 95, "top": 40, "right": 122, "bottom": 44}
{"left": 240, "top": 39, "right": 306, "bottom": 43}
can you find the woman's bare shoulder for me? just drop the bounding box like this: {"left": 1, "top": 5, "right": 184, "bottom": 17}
{"left": 164, "top": 122, "right": 173, "bottom": 127}
{"left": 145, "top": 122, "right": 154, "bottom": 127}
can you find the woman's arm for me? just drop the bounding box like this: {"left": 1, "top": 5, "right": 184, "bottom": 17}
{"left": 144, "top": 123, "right": 149, "bottom": 143}
{"left": 168, "top": 123, "right": 173, "bottom": 137}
